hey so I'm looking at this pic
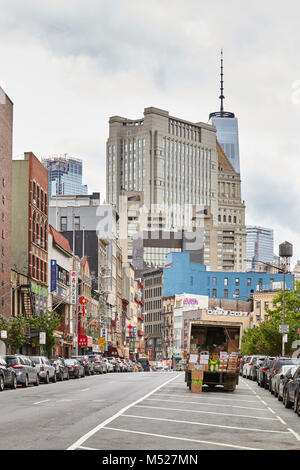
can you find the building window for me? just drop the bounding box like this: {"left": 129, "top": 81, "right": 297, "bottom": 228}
{"left": 224, "top": 278, "right": 228, "bottom": 286}
{"left": 224, "top": 289, "right": 228, "bottom": 298}
{"left": 235, "top": 278, "right": 240, "bottom": 286}
{"left": 74, "top": 216, "right": 80, "bottom": 231}
{"left": 60, "top": 217, "right": 67, "bottom": 232}
{"left": 212, "top": 289, "right": 217, "bottom": 298}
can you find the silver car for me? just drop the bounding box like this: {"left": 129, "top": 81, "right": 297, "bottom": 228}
{"left": 30, "top": 356, "right": 56, "bottom": 384}
{"left": 4, "top": 355, "right": 39, "bottom": 387}
{"left": 101, "top": 357, "right": 114, "bottom": 373}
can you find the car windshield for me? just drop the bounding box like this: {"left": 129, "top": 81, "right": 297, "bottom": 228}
{"left": 65, "top": 359, "right": 76, "bottom": 365}
{"left": 277, "top": 359, "right": 300, "bottom": 368}
{"left": 30, "top": 357, "right": 41, "bottom": 364}
{"left": 4, "top": 356, "right": 18, "bottom": 366}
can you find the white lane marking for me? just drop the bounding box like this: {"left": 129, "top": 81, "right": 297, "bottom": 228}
{"left": 66, "top": 373, "right": 181, "bottom": 450}
{"left": 276, "top": 416, "right": 287, "bottom": 425}
{"left": 134, "top": 405, "right": 278, "bottom": 421}
{"left": 288, "top": 428, "right": 300, "bottom": 441}
{"left": 33, "top": 399, "right": 50, "bottom": 405}
{"left": 78, "top": 445, "right": 99, "bottom": 450}
{"left": 154, "top": 393, "right": 260, "bottom": 404}
{"left": 267, "top": 407, "right": 276, "bottom": 414}
{"left": 80, "top": 388, "right": 90, "bottom": 392}
{"left": 145, "top": 398, "right": 267, "bottom": 412}
{"left": 122, "top": 413, "right": 290, "bottom": 435}
{"left": 103, "top": 426, "right": 262, "bottom": 450}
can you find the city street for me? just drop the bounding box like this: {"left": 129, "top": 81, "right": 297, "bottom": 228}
{"left": 1, "top": 371, "right": 300, "bottom": 450}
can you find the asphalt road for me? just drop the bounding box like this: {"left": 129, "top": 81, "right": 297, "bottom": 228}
{"left": 1, "top": 371, "right": 300, "bottom": 450}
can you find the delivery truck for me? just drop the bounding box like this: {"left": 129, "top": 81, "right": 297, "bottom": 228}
{"left": 185, "top": 319, "right": 241, "bottom": 392}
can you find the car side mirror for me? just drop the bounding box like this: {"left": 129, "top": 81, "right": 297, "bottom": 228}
{"left": 280, "top": 375, "right": 284, "bottom": 380}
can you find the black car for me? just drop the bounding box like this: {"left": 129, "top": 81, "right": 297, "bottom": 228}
{"left": 64, "top": 359, "right": 85, "bottom": 378}
{"left": 51, "top": 358, "right": 70, "bottom": 381}
{"left": 282, "top": 365, "right": 300, "bottom": 410}
{"left": 267, "top": 357, "right": 300, "bottom": 391}
{"left": 256, "top": 356, "right": 276, "bottom": 388}
{"left": 0, "top": 356, "right": 17, "bottom": 391}
{"left": 71, "top": 356, "right": 95, "bottom": 376}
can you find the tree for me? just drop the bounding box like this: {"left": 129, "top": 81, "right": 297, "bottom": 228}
{"left": 0, "top": 315, "right": 30, "bottom": 354}
{"left": 241, "top": 281, "right": 300, "bottom": 356}
{"left": 28, "top": 311, "right": 62, "bottom": 357}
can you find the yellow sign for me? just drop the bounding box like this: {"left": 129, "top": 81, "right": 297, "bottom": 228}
{"left": 98, "top": 337, "right": 106, "bottom": 345}
{"left": 99, "top": 345, "right": 105, "bottom": 351}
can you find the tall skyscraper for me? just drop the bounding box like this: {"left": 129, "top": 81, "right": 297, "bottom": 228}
{"left": 0, "top": 87, "right": 13, "bottom": 323}
{"left": 246, "top": 226, "right": 274, "bottom": 271}
{"left": 209, "top": 51, "right": 241, "bottom": 174}
{"left": 42, "top": 154, "right": 88, "bottom": 198}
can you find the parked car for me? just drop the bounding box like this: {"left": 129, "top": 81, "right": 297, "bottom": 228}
{"left": 267, "top": 357, "right": 300, "bottom": 391}
{"left": 64, "top": 359, "right": 85, "bottom": 378}
{"left": 0, "top": 356, "right": 17, "bottom": 391}
{"left": 30, "top": 356, "right": 56, "bottom": 384}
{"left": 126, "top": 360, "right": 135, "bottom": 372}
{"left": 107, "top": 357, "right": 121, "bottom": 372}
{"left": 282, "top": 365, "right": 300, "bottom": 410}
{"left": 101, "top": 357, "right": 114, "bottom": 373}
{"left": 243, "top": 355, "right": 265, "bottom": 380}
{"left": 249, "top": 356, "right": 266, "bottom": 381}
{"left": 50, "top": 358, "right": 70, "bottom": 381}
{"left": 135, "top": 362, "right": 143, "bottom": 372}
{"left": 87, "top": 355, "right": 105, "bottom": 374}
{"left": 116, "top": 358, "right": 126, "bottom": 372}
{"left": 239, "top": 356, "right": 249, "bottom": 376}
{"left": 272, "top": 365, "right": 298, "bottom": 399}
{"left": 3, "top": 355, "right": 39, "bottom": 387}
{"left": 72, "top": 356, "right": 95, "bottom": 376}
{"left": 256, "top": 356, "right": 276, "bottom": 388}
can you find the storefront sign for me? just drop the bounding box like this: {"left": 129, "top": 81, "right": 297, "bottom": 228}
{"left": 1, "top": 330, "right": 7, "bottom": 339}
{"left": 70, "top": 271, "right": 77, "bottom": 305}
{"left": 78, "top": 335, "right": 93, "bottom": 347}
{"left": 183, "top": 298, "right": 199, "bottom": 305}
{"left": 50, "top": 260, "right": 57, "bottom": 292}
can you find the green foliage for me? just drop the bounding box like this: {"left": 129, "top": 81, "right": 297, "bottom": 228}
{"left": 242, "top": 281, "right": 300, "bottom": 356}
{"left": 28, "top": 311, "right": 61, "bottom": 356}
{"left": 0, "top": 315, "right": 30, "bottom": 354}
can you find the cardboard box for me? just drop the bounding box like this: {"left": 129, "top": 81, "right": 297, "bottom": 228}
{"left": 192, "top": 369, "right": 204, "bottom": 381}
{"left": 188, "top": 363, "right": 195, "bottom": 371}
{"left": 191, "top": 383, "right": 202, "bottom": 393}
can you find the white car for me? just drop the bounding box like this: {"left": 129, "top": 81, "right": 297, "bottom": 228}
{"left": 30, "top": 356, "right": 56, "bottom": 384}
{"left": 102, "top": 357, "right": 114, "bottom": 373}
{"left": 242, "top": 355, "right": 260, "bottom": 379}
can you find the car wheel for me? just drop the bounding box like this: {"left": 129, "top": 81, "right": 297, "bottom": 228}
{"left": 22, "top": 375, "right": 29, "bottom": 388}
{"left": 294, "top": 395, "right": 299, "bottom": 413}
{"left": 52, "top": 373, "right": 57, "bottom": 383}
{"left": 283, "top": 389, "right": 292, "bottom": 408}
{"left": 297, "top": 398, "right": 300, "bottom": 417}
{"left": 60, "top": 372, "right": 64, "bottom": 381}
{"left": 44, "top": 373, "right": 50, "bottom": 384}
{"left": 66, "top": 372, "right": 70, "bottom": 380}
{"left": 11, "top": 375, "right": 17, "bottom": 389}
{"left": 34, "top": 375, "right": 39, "bottom": 386}
{"left": 0, "top": 375, "right": 4, "bottom": 391}
{"left": 274, "top": 386, "right": 278, "bottom": 398}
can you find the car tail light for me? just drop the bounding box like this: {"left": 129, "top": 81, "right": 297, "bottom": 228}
{"left": 94, "top": 361, "right": 100, "bottom": 364}
{"left": 72, "top": 366, "right": 76, "bottom": 370}
{"left": 262, "top": 368, "right": 268, "bottom": 372}
{"left": 12, "top": 365, "right": 23, "bottom": 369}
{"left": 40, "top": 366, "right": 44, "bottom": 372}
{"left": 249, "top": 363, "right": 253, "bottom": 366}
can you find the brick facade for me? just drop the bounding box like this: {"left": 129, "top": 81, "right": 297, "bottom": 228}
{"left": 0, "top": 88, "right": 13, "bottom": 319}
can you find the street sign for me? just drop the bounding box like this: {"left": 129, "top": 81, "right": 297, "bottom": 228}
{"left": 99, "top": 345, "right": 105, "bottom": 351}
{"left": 39, "top": 332, "right": 46, "bottom": 344}
{"left": 279, "top": 324, "right": 289, "bottom": 334}
{"left": 1, "top": 330, "right": 7, "bottom": 339}
{"left": 98, "top": 337, "right": 106, "bottom": 345}
{"left": 283, "top": 334, "right": 288, "bottom": 343}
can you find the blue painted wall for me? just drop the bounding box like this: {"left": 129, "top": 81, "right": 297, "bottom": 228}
{"left": 163, "top": 252, "right": 294, "bottom": 300}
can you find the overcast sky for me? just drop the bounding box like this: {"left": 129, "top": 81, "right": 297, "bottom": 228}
{"left": 0, "top": 0, "right": 299, "bottom": 266}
